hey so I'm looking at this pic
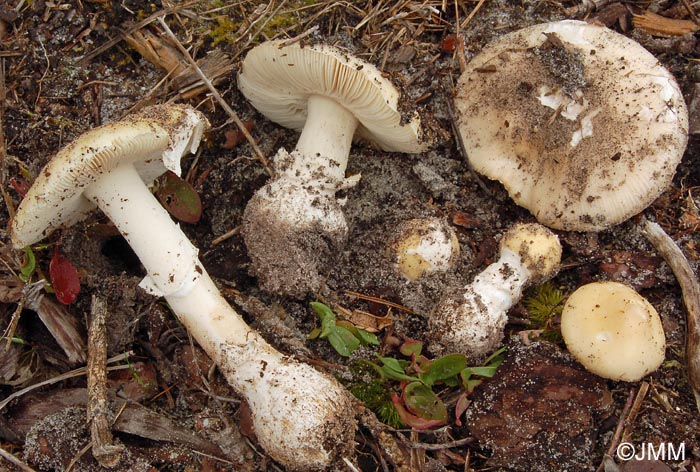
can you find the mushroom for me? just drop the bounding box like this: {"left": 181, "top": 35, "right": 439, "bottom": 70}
{"left": 390, "top": 217, "right": 460, "bottom": 281}
{"left": 561, "top": 281, "right": 665, "bottom": 381}
{"left": 454, "top": 20, "right": 688, "bottom": 231}
{"left": 238, "top": 40, "right": 429, "bottom": 297}
{"left": 10, "top": 104, "right": 356, "bottom": 471}
{"left": 428, "top": 223, "right": 561, "bottom": 359}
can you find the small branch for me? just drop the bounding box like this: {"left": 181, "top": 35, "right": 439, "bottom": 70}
{"left": 0, "top": 446, "right": 37, "bottom": 472}
{"left": 156, "top": 16, "right": 274, "bottom": 178}
{"left": 87, "top": 295, "right": 124, "bottom": 467}
{"left": 595, "top": 388, "right": 636, "bottom": 472}
{"left": 641, "top": 219, "right": 700, "bottom": 412}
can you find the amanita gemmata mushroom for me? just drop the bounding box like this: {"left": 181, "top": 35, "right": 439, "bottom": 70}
{"left": 391, "top": 217, "right": 460, "bottom": 281}
{"left": 238, "top": 40, "right": 429, "bottom": 297}
{"left": 455, "top": 20, "right": 688, "bottom": 231}
{"left": 561, "top": 281, "right": 665, "bottom": 381}
{"left": 428, "top": 223, "right": 561, "bottom": 359}
{"left": 10, "top": 104, "right": 356, "bottom": 471}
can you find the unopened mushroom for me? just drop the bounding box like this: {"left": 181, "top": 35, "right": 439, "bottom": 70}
{"left": 455, "top": 20, "right": 688, "bottom": 231}
{"left": 238, "top": 40, "right": 429, "bottom": 296}
{"left": 428, "top": 223, "right": 561, "bottom": 359}
{"left": 561, "top": 281, "right": 665, "bottom": 381}
{"left": 391, "top": 217, "right": 460, "bottom": 281}
{"left": 10, "top": 104, "right": 356, "bottom": 471}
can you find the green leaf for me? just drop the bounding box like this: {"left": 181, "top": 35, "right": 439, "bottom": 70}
{"left": 378, "top": 357, "right": 419, "bottom": 382}
{"left": 327, "top": 325, "right": 360, "bottom": 357}
{"left": 308, "top": 327, "right": 322, "bottom": 340}
{"left": 356, "top": 328, "right": 379, "bottom": 346}
{"left": 19, "top": 247, "right": 36, "bottom": 282}
{"left": 311, "top": 301, "right": 336, "bottom": 324}
{"left": 399, "top": 339, "right": 423, "bottom": 357}
{"left": 462, "top": 365, "right": 499, "bottom": 378}
{"left": 420, "top": 354, "right": 467, "bottom": 387}
{"left": 483, "top": 346, "right": 506, "bottom": 366}
{"left": 403, "top": 381, "right": 447, "bottom": 421}
{"left": 155, "top": 171, "right": 202, "bottom": 224}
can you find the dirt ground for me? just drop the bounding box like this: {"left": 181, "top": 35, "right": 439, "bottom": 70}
{"left": 0, "top": 1, "right": 699, "bottom": 471}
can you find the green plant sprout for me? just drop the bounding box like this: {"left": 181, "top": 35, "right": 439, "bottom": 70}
{"left": 309, "top": 302, "right": 379, "bottom": 357}
{"left": 348, "top": 340, "right": 505, "bottom": 430}
{"left": 523, "top": 282, "right": 566, "bottom": 341}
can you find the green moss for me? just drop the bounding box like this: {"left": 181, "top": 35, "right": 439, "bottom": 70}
{"left": 208, "top": 15, "right": 242, "bottom": 46}
{"left": 523, "top": 282, "right": 566, "bottom": 342}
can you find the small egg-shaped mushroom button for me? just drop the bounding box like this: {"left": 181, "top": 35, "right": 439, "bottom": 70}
{"left": 561, "top": 281, "right": 666, "bottom": 381}
{"left": 390, "top": 217, "right": 460, "bottom": 281}
{"left": 454, "top": 20, "right": 688, "bottom": 231}
{"left": 428, "top": 223, "right": 561, "bottom": 359}
{"left": 238, "top": 40, "right": 431, "bottom": 297}
{"left": 10, "top": 104, "right": 356, "bottom": 471}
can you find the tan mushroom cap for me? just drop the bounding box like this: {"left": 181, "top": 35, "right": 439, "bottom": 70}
{"left": 392, "top": 217, "right": 460, "bottom": 280}
{"left": 561, "top": 281, "right": 666, "bottom": 381}
{"left": 237, "top": 40, "right": 428, "bottom": 153}
{"left": 10, "top": 104, "right": 207, "bottom": 248}
{"left": 455, "top": 20, "right": 688, "bottom": 231}
{"left": 500, "top": 222, "right": 561, "bottom": 283}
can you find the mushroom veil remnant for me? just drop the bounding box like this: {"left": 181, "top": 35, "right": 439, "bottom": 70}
{"left": 428, "top": 223, "right": 561, "bottom": 359}
{"left": 10, "top": 104, "right": 356, "bottom": 471}
{"left": 238, "top": 40, "right": 429, "bottom": 297}
{"left": 455, "top": 20, "right": 688, "bottom": 231}
{"left": 561, "top": 281, "right": 666, "bottom": 381}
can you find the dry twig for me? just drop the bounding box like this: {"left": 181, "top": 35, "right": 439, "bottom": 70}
{"left": 595, "top": 388, "right": 635, "bottom": 472}
{"left": 641, "top": 219, "right": 700, "bottom": 412}
{"left": 87, "top": 295, "right": 124, "bottom": 467}
{"left": 156, "top": 16, "right": 274, "bottom": 177}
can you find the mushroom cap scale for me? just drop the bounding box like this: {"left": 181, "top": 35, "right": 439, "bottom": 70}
{"left": 238, "top": 40, "right": 428, "bottom": 153}
{"left": 561, "top": 281, "right": 666, "bottom": 381}
{"left": 11, "top": 105, "right": 207, "bottom": 249}
{"left": 455, "top": 20, "right": 688, "bottom": 231}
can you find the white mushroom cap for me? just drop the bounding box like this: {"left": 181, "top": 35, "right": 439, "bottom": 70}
{"left": 561, "top": 281, "right": 666, "bottom": 381}
{"left": 237, "top": 40, "right": 428, "bottom": 153}
{"left": 11, "top": 104, "right": 206, "bottom": 248}
{"left": 391, "top": 217, "right": 460, "bottom": 281}
{"left": 455, "top": 20, "right": 688, "bottom": 231}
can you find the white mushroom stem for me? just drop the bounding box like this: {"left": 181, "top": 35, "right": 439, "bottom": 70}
{"left": 290, "top": 94, "right": 358, "bottom": 184}
{"left": 428, "top": 223, "right": 561, "bottom": 359}
{"left": 83, "top": 163, "right": 355, "bottom": 471}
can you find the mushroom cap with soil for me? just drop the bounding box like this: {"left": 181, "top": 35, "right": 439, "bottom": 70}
{"left": 238, "top": 39, "right": 429, "bottom": 297}
{"left": 390, "top": 217, "right": 460, "bottom": 281}
{"left": 454, "top": 20, "right": 688, "bottom": 232}
{"left": 10, "top": 104, "right": 356, "bottom": 471}
{"left": 561, "top": 281, "right": 666, "bottom": 382}
{"left": 428, "top": 223, "right": 561, "bottom": 359}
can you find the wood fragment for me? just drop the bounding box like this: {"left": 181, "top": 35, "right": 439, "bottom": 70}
{"left": 595, "top": 388, "right": 635, "bottom": 472}
{"left": 632, "top": 11, "right": 699, "bottom": 37}
{"left": 87, "top": 295, "right": 124, "bottom": 467}
{"left": 23, "top": 281, "right": 86, "bottom": 365}
{"left": 641, "top": 219, "right": 700, "bottom": 412}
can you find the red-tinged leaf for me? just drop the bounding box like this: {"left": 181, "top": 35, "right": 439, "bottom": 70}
{"left": 411, "top": 354, "right": 432, "bottom": 374}
{"left": 391, "top": 392, "right": 445, "bottom": 430}
{"left": 439, "top": 34, "right": 457, "bottom": 52}
{"left": 455, "top": 392, "right": 471, "bottom": 427}
{"left": 155, "top": 171, "right": 202, "bottom": 224}
{"left": 50, "top": 247, "right": 80, "bottom": 305}
{"left": 403, "top": 381, "right": 447, "bottom": 422}
{"left": 9, "top": 177, "right": 30, "bottom": 197}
